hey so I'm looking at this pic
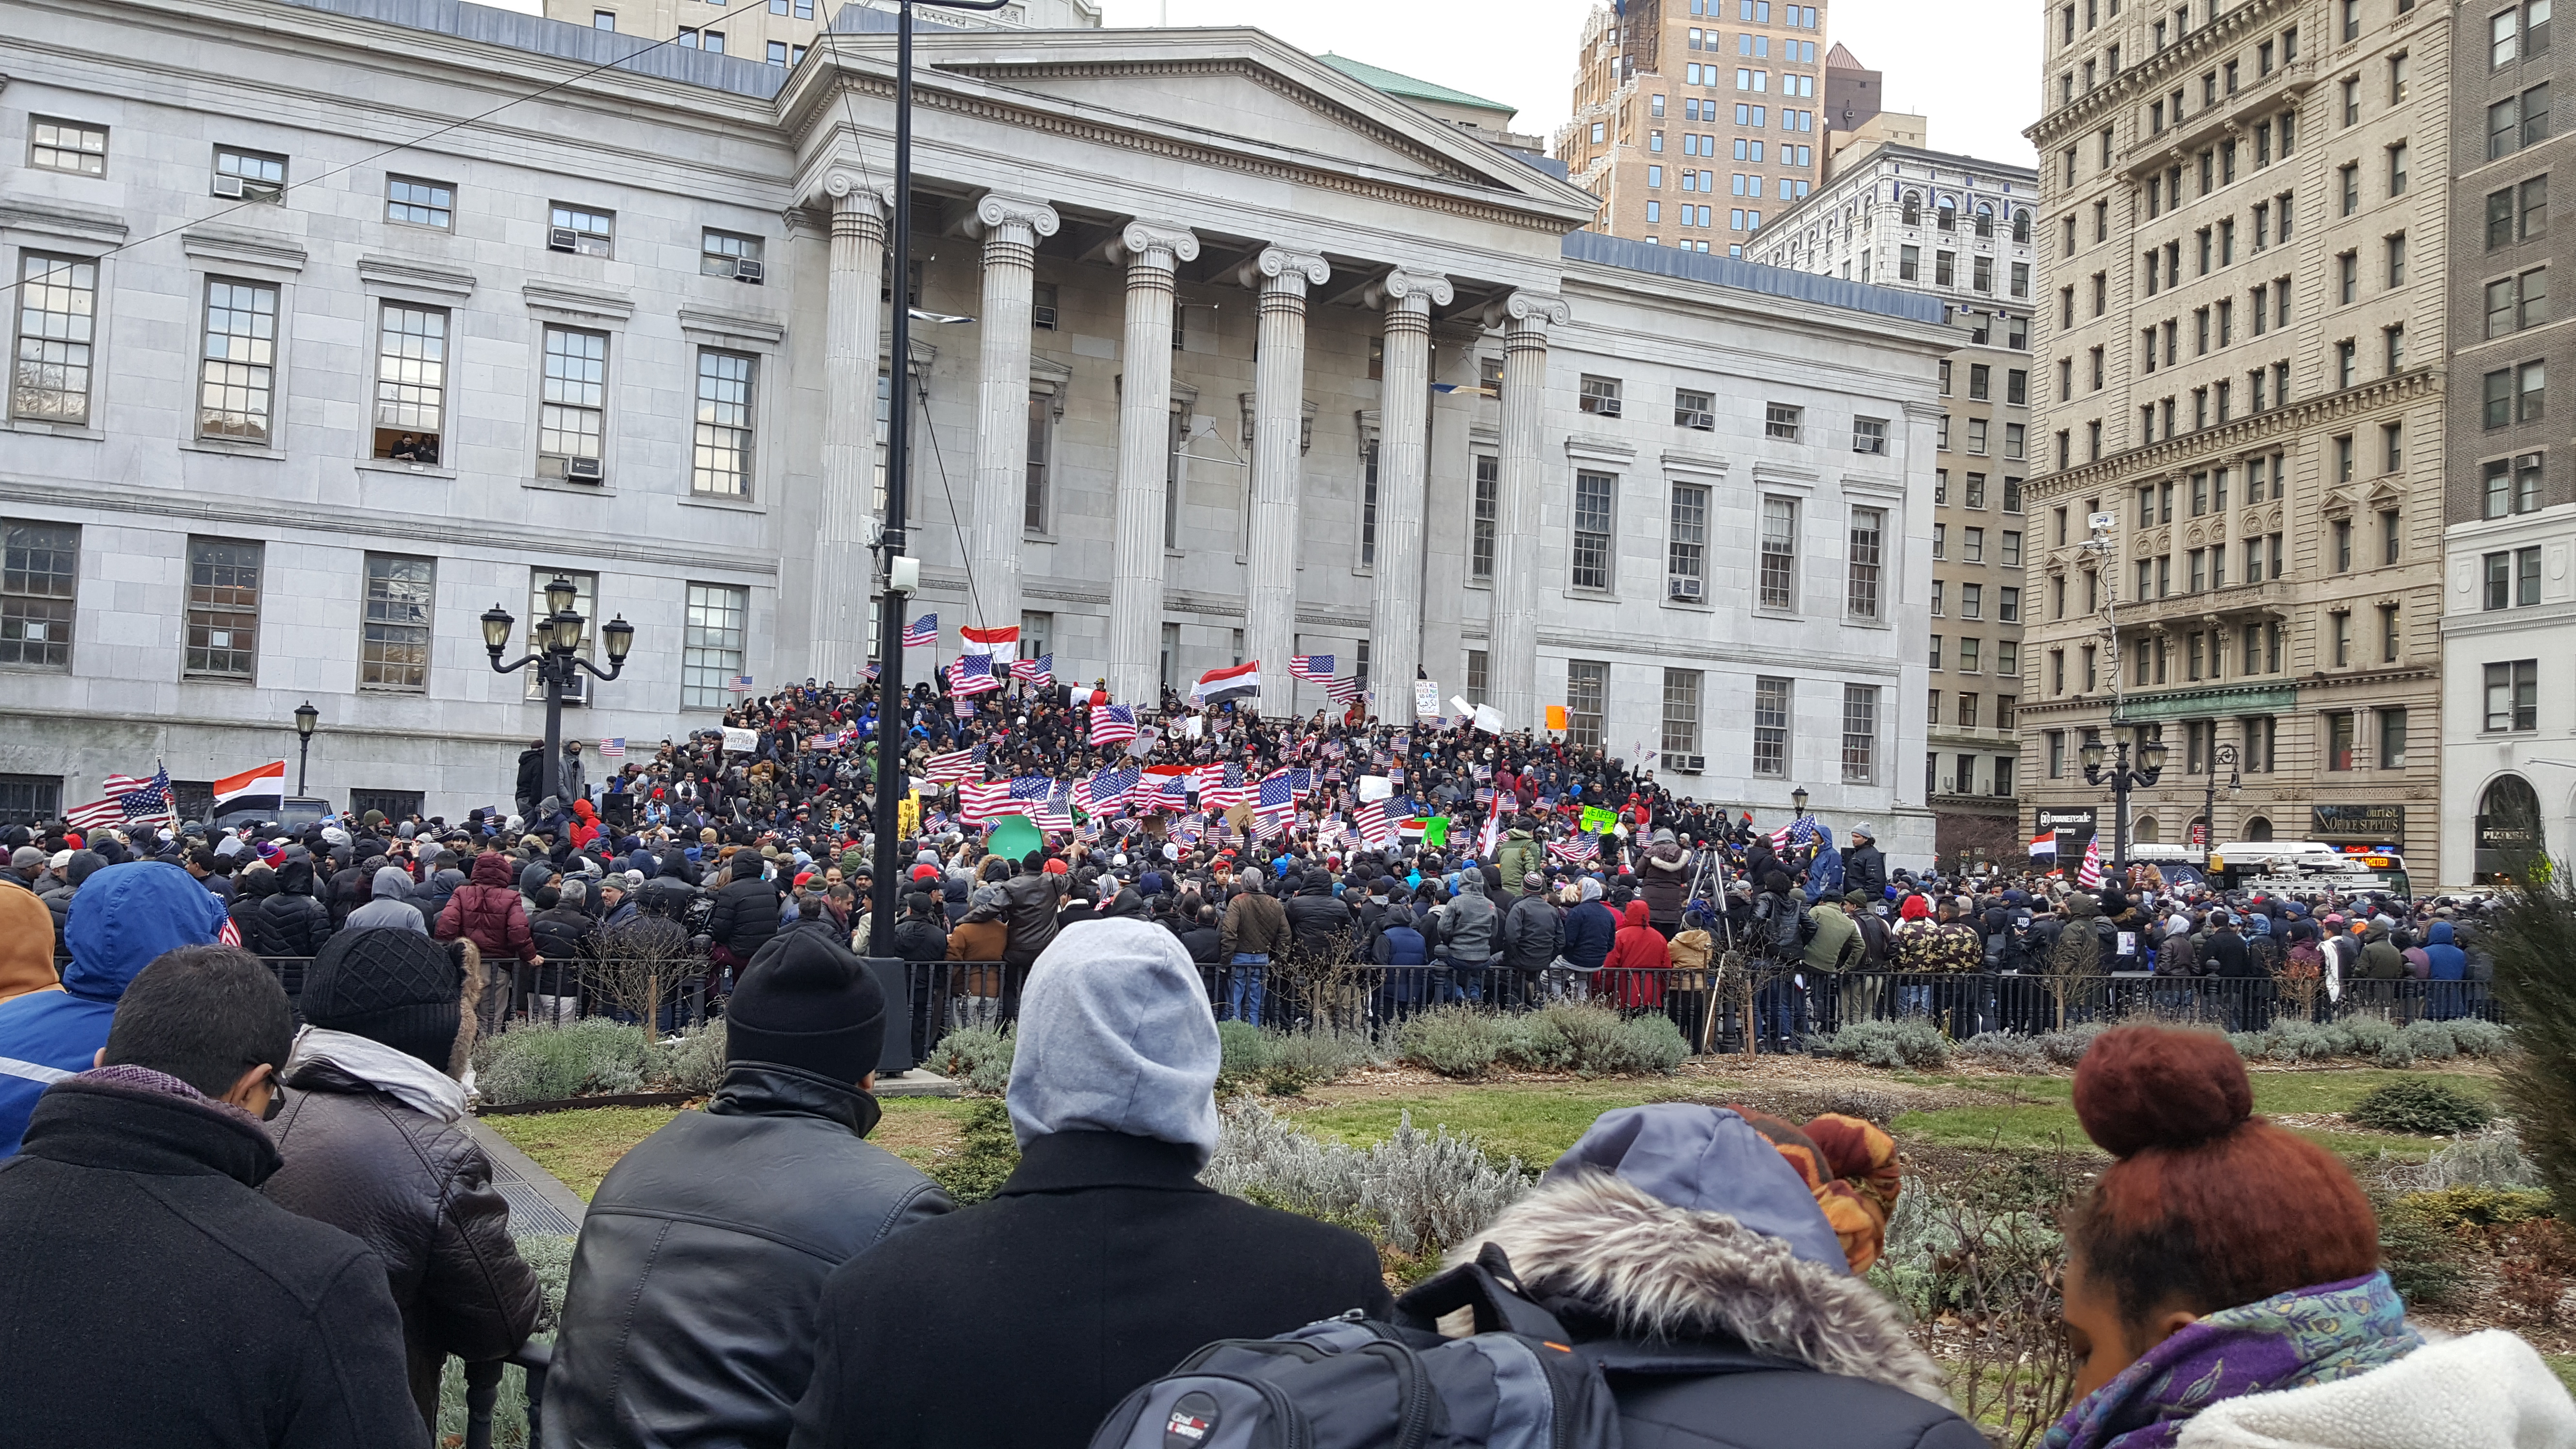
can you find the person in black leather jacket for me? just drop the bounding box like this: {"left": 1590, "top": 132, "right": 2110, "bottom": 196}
{"left": 262, "top": 929, "right": 540, "bottom": 1429}
{"left": 1843, "top": 826, "right": 1889, "bottom": 905}
{"left": 545, "top": 923, "right": 950, "bottom": 1449}
{"left": 706, "top": 857, "right": 785, "bottom": 973}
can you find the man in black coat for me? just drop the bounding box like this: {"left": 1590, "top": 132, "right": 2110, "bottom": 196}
{"left": 788, "top": 917, "right": 1391, "bottom": 1449}
{"left": 1281, "top": 867, "right": 1352, "bottom": 960}
{"left": 1843, "top": 825, "right": 1889, "bottom": 904}
{"left": 547, "top": 924, "right": 950, "bottom": 1449}
{"left": 707, "top": 857, "right": 786, "bottom": 975}
{"left": 0, "top": 943, "right": 428, "bottom": 1449}
{"left": 515, "top": 739, "right": 548, "bottom": 821}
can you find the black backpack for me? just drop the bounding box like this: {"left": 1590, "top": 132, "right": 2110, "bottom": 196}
{"left": 1088, "top": 1245, "right": 1622, "bottom": 1449}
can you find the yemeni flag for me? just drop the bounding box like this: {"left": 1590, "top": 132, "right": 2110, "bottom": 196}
{"left": 1191, "top": 660, "right": 1260, "bottom": 707}
{"left": 2028, "top": 828, "right": 2057, "bottom": 858}
{"left": 959, "top": 625, "right": 1019, "bottom": 662}
{"left": 212, "top": 759, "right": 288, "bottom": 816}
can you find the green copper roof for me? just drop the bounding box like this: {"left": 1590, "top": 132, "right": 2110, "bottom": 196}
{"left": 1316, "top": 53, "right": 1515, "bottom": 119}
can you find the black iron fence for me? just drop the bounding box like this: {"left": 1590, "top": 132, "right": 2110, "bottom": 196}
{"left": 254, "top": 952, "right": 2499, "bottom": 1056}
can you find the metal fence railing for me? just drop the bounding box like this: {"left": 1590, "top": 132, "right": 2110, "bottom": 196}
{"left": 253, "top": 952, "right": 2500, "bottom": 1055}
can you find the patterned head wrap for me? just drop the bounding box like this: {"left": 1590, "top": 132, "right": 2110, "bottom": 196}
{"left": 1731, "top": 1109, "right": 1904, "bottom": 1271}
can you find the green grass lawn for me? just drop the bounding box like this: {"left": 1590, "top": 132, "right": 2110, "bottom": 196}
{"left": 2549, "top": 1356, "right": 2576, "bottom": 1394}
{"left": 1889, "top": 1068, "right": 2496, "bottom": 1158}
{"left": 485, "top": 1106, "right": 683, "bottom": 1201}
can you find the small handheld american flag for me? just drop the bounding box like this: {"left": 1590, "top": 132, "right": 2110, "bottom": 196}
{"left": 1089, "top": 704, "right": 1139, "bottom": 746}
{"left": 903, "top": 613, "right": 938, "bottom": 648}
{"left": 1010, "top": 653, "right": 1056, "bottom": 689}
{"left": 1287, "top": 654, "right": 1335, "bottom": 683}
{"left": 598, "top": 737, "right": 626, "bottom": 759}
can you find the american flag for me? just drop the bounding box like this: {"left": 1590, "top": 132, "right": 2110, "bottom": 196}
{"left": 1288, "top": 768, "right": 1313, "bottom": 798}
{"left": 65, "top": 798, "right": 125, "bottom": 830}
{"left": 1549, "top": 836, "right": 1600, "bottom": 865}
{"left": 1288, "top": 654, "right": 1335, "bottom": 683}
{"left": 953, "top": 693, "right": 979, "bottom": 720}
{"left": 958, "top": 780, "right": 1011, "bottom": 825}
{"left": 948, "top": 654, "right": 1004, "bottom": 695}
{"left": 1077, "top": 817, "right": 1104, "bottom": 845}
{"left": 1327, "top": 676, "right": 1362, "bottom": 704}
{"left": 103, "top": 767, "right": 173, "bottom": 823}
{"left": 1010, "top": 653, "right": 1055, "bottom": 689}
{"left": 925, "top": 810, "right": 950, "bottom": 832}
{"left": 1353, "top": 800, "right": 1389, "bottom": 846}
{"left": 925, "top": 744, "right": 985, "bottom": 782}
{"left": 731, "top": 675, "right": 755, "bottom": 693}
{"left": 1008, "top": 775, "right": 1056, "bottom": 801}
{"left": 1033, "top": 800, "right": 1075, "bottom": 832}
{"left": 903, "top": 613, "right": 938, "bottom": 648}
{"left": 2076, "top": 835, "right": 2105, "bottom": 888}
{"left": 598, "top": 737, "right": 626, "bottom": 758}
{"left": 1384, "top": 794, "right": 1415, "bottom": 821}
{"left": 1145, "top": 773, "right": 1191, "bottom": 810}
{"left": 1316, "top": 817, "right": 1348, "bottom": 851}
{"left": 1168, "top": 817, "right": 1201, "bottom": 847}
{"left": 1082, "top": 764, "right": 1142, "bottom": 812}
{"left": 1089, "top": 704, "right": 1139, "bottom": 746}
{"left": 1255, "top": 808, "right": 1290, "bottom": 842}
{"left": 1257, "top": 770, "right": 1295, "bottom": 809}
{"left": 862, "top": 661, "right": 882, "bottom": 682}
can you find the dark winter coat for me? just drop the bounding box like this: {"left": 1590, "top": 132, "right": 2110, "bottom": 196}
{"left": 708, "top": 871, "right": 787, "bottom": 962}
{"left": 1218, "top": 885, "right": 1290, "bottom": 959}
{"left": 436, "top": 853, "right": 537, "bottom": 965}
{"left": 1639, "top": 843, "right": 1694, "bottom": 925}
{"left": 997, "top": 871, "right": 1068, "bottom": 968}
{"left": 890, "top": 914, "right": 950, "bottom": 963}
{"left": 2201, "top": 927, "right": 2254, "bottom": 977}
{"left": 786, "top": 1131, "right": 1390, "bottom": 1449}
{"left": 1561, "top": 898, "right": 1620, "bottom": 972}
{"left": 1844, "top": 843, "right": 1889, "bottom": 902}
{"left": 528, "top": 903, "right": 596, "bottom": 970}
{"left": 0, "top": 1074, "right": 429, "bottom": 1449}
{"left": 547, "top": 1064, "right": 950, "bottom": 1449}
{"left": 1282, "top": 874, "right": 1352, "bottom": 960}
{"left": 255, "top": 859, "right": 335, "bottom": 959}
{"left": 1500, "top": 893, "right": 1563, "bottom": 972}
{"left": 262, "top": 1058, "right": 540, "bottom": 1424}
{"left": 515, "top": 747, "right": 546, "bottom": 809}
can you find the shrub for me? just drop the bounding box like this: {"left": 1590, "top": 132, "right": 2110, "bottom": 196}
{"left": 2492, "top": 866, "right": 2576, "bottom": 1212}
{"left": 1956, "top": 1031, "right": 2049, "bottom": 1072}
{"left": 2397, "top": 1018, "right": 2459, "bottom": 1063}
{"left": 2372, "top": 1191, "right": 2468, "bottom": 1310}
{"left": 2400, "top": 1185, "right": 2553, "bottom": 1231}
{"left": 1393, "top": 1005, "right": 1683, "bottom": 1079}
{"left": 1216, "top": 1019, "right": 1271, "bottom": 1089}
{"left": 474, "top": 1019, "right": 650, "bottom": 1107}
{"left": 642, "top": 1020, "right": 727, "bottom": 1096}
{"left": 927, "top": 1025, "right": 1015, "bottom": 1095}
{"left": 2388, "top": 1124, "right": 2543, "bottom": 1192}
{"left": 1808, "top": 1018, "right": 1951, "bottom": 1070}
{"left": 1395, "top": 1009, "right": 1507, "bottom": 1079}
{"left": 2443, "top": 1017, "right": 2511, "bottom": 1058}
{"left": 1202, "top": 1102, "right": 1528, "bottom": 1256}
{"left": 2347, "top": 1077, "right": 2493, "bottom": 1136}
{"left": 928, "top": 1097, "right": 1022, "bottom": 1206}
{"left": 1259, "top": 1026, "right": 1382, "bottom": 1095}
{"left": 2036, "top": 1021, "right": 2108, "bottom": 1066}
{"left": 1537, "top": 1003, "right": 1688, "bottom": 1076}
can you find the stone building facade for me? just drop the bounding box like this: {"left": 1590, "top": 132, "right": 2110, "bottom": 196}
{"left": 1, "top": 0, "right": 1948, "bottom": 858}
{"left": 2021, "top": 0, "right": 2451, "bottom": 866}
{"left": 1746, "top": 139, "right": 2041, "bottom": 867}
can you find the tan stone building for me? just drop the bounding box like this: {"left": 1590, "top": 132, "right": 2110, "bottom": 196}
{"left": 1556, "top": 0, "right": 1832, "bottom": 254}
{"left": 544, "top": 0, "right": 1095, "bottom": 67}
{"left": 2021, "top": 0, "right": 2451, "bottom": 866}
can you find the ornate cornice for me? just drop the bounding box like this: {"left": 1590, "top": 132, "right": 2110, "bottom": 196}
{"left": 2025, "top": 370, "right": 2438, "bottom": 502}
{"left": 2026, "top": 0, "right": 2298, "bottom": 147}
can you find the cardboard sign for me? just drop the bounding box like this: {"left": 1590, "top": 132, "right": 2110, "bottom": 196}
{"left": 1579, "top": 805, "right": 1617, "bottom": 835}
{"left": 720, "top": 727, "right": 758, "bottom": 754}
{"left": 1473, "top": 704, "right": 1504, "bottom": 735}
{"left": 1545, "top": 705, "right": 1568, "bottom": 731}
{"left": 1414, "top": 679, "right": 1441, "bottom": 719}
{"left": 1358, "top": 774, "right": 1394, "bottom": 802}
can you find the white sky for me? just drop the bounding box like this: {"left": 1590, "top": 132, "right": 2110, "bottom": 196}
{"left": 1096, "top": 0, "right": 2041, "bottom": 169}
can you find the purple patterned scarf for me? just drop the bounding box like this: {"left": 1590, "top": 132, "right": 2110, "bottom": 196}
{"left": 76, "top": 1063, "right": 264, "bottom": 1127}
{"left": 2045, "top": 1272, "right": 2421, "bottom": 1449}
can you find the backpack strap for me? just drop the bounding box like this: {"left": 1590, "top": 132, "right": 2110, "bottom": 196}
{"left": 1392, "top": 1244, "right": 1578, "bottom": 1342}
{"left": 1572, "top": 1339, "right": 1808, "bottom": 1381}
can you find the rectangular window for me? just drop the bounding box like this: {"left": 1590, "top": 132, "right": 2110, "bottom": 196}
{"left": 1661, "top": 669, "right": 1704, "bottom": 759}
{"left": 2327, "top": 711, "right": 2356, "bottom": 770}
{"left": 1578, "top": 374, "right": 1624, "bottom": 416}
{"left": 1359, "top": 439, "right": 1379, "bottom": 565}
{"left": 2488, "top": 660, "right": 2541, "bottom": 730}
{"left": 1765, "top": 402, "right": 1802, "bottom": 440}
{"left": 1572, "top": 471, "right": 1617, "bottom": 591}
{"left": 1840, "top": 684, "right": 1878, "bottom": 784}
{"left": 2379, "top": 707, "right": 2408, "bottom": 769}
{"left": 1669, "top": 482, "right": 1709, "bottom": 593}
{"left": 197, "top": 279, "right": 278, "bottom": 442}
{"left": 1465, "top": 650, "right": 1489, "bottom": 705}
{"left": 548, "top": 203, "right": 614, "bottom": 258}
{"left": 1565, "top": 660, "right": 1609, "bottom": 748}
{"left": 1471, "top": 454, "right": 1497, "bottom": 580}
{"left": 29, "top": 117, "right": 108, "bottom": 176}
{"left": 682, "top": 582, "right": 749, "bottom": 709}
{"left": 184, "top": 537, "right": 261, "bottom": 679}
{"left": 2521, "top": 544, "right": 2544, "bottom": 605}
{"left": 213, "top": 145, "right": 285, "bottom": 201}
{"left": 539, "top": 326, "right": 608, "bottom": 476}
{"left": 1852, "top": 417, "right": 1887, "bottom": 454}
{"left": 1964, "top": 527, "right": 1986, "bottom": 564}
{"left": 385, "top": 175, "right": 453, "bottom": 229}
{"left": 1759, "top": 495, "right": 1797, "bottom": 608}
{"left": 12, "top": 253, "right": 97, "bottom": 425}
{"left": 1753, "top": 676, "right": 1791, "bottom": 776}
{"left": 0, "top": 773, "right": 63, "bottom": 827}
{"left": 701, "top": 228, "right": 764, "bottom": 281}
{"left": 372, "top": 303, "right": 446, "bottom": 461}
{"left": 692, "top": 350, "right": 757, "bottom": 498}
{"left": 2485, "top": 550, "right": 2514, "bottom": 610}
{"left": 1674, "top": 387, "right": 1715, "bottom": 430}
{"left": 0, "top": 520, "right": 79, "bottom": 670}
{"left": 358, "top": 553, "right": 433, "bottom": 692}
{"left": 1847, "top": 507, "right": 1883, "bottom": 619}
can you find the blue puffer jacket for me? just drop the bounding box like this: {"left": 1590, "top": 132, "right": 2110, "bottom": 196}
{"left": 2423, "top": 920, "right": 2467, "bottom": 981}
{"left": 0, "top": 862, "right": 232, "bottom": 1157}
{"left": 1561, "top": 898, "right": 1620, "bottom": 972}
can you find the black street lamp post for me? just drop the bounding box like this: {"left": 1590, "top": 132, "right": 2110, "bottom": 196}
{"left": 1790, "top": 785, "right": 1809, "bottom": 819}
{"left": 482, "top": 577, "right": 634, "bottom": 816}
{"left": 2079, "top": 731, "right": 2169, "bottom": 876}
{"left": 292, "top": 700, "right": 319, "bottom": 797}
{"left": 2201, "top": 741, "right": 2240, "bottom": 855}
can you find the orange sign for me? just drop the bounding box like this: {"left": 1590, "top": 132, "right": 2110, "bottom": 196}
{"left": 1545, "top": 705, "right": 1568, "bottom": 730}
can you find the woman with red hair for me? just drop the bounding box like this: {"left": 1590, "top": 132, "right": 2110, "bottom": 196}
{"left": 2050, "top": 1024, "right": 2574, "bottom": 1448}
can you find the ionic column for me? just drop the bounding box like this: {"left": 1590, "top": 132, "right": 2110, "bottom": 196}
{"left": 1364, "top": 267, "right": 1451, "bottom": 707}
{"left": 1483, "top": 289, "right": 1570, "bottom": 729}
{"left": 1108, "top": 222, "right": 1199, "bottom": 706}
{"left": 1233, "top": 245, "right": 1331, "bottom": 712}
{"left": 811, "top": 176, "right": 890, "bottom": 687}
{"left": 966, "top": 193, "right": 1060, "bottom": 641}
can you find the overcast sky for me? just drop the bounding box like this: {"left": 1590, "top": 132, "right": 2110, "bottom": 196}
{"left": 1096, "top": 0, "right": 2041, "bottom": 169}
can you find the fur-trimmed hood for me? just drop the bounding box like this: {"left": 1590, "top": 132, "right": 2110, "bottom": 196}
{"left": 1452, "top": 1171, "right": 1953, "bottom": 1406}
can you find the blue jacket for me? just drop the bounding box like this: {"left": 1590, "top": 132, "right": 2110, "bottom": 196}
{"left": 0, "top": 862, "right": 232, "bottom": 1157}
{"left": 2423, "top": 921, "right": 2467, "bottom": 981}
{"left": 1562, "top": 899, "right": 1620, "bottom": 972}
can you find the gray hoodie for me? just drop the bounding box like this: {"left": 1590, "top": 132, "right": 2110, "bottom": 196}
{"left": 342, "top": 866, "right": 430, "bottom": 934}
{"left": 1437, "top": 872, "right": 1500, "bottom": 962}
{"left": 1007, "top": 916, "right": 1220, "bottom": 1166}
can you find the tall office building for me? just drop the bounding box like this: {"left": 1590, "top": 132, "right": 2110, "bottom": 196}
{"left": 1824, "top": 41, "right": 1883, "bottom": 143}
{"left": 2021, "top": 0, "right": 2450, "bottom": 867}
{"left": 1749, "top": 129, "right": 2040, "bottom": 865}
{"left": 541, "top": 0, "right": 1097, "bottom": 68}
{"left": 1556, "top": 0, "right": 1832, "bottom": 254}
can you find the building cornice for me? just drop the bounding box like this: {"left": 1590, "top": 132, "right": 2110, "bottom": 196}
{"left": 2025, "top": 0, "right": 2299, "bottom": 147}
{"left": 2026, "top": 370, "right": 2439, "bottom": 501}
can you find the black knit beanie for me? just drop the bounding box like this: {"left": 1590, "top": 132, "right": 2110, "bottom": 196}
{"left": 302, "top": 930, "right": 465, "bottom": 1070}
{"left": 724, "top": 927, "right": 886, "bottom": 1082}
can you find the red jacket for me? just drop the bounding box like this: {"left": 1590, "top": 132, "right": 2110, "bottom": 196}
{"left": 1604, "top": 901, "right": 1670, "bottom": 1006}
{"left": 436, "top": 852, "right": 538, "bottom": 964}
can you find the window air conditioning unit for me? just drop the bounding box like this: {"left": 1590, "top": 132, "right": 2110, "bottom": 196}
{"left": 1669, "top": 577, "right": 1704, "bottom": 600}
{"left": 548, "top": 226, "right": 581, "bottom": 252}
{"left": 565, "top": 456, "right": 605, "bottom": 481}
{"left": 1032, "top": 300, "right": 1058, "bottom": 329}
{"left": 211, "top": 174, "right": 246, "bottom": 198}
{"left": 1595, "top": 397, "right": 1622, "bottom": 417}
{"left": 1676, "top": 754, "right": 1707, "bottom": 773}
{"left": 734, "top": 258, "right": 765, "bottom": 284}
{"left": 1682, "top": 410, "right": 1714, "bottom": 430}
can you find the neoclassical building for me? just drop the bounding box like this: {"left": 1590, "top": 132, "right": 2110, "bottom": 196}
{"left": 2, "top": 0, "right": 1950, "bottom": 857}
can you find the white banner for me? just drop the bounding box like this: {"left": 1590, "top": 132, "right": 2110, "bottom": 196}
{"left": 1413, "top": 679, "right": 1441, "bottom": 719}
{"left": 720, "top": 727, "right": 758, "bottom": 754}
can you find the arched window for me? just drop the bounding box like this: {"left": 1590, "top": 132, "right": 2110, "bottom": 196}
{"left": 2243, "top": 816, "right": 2273, "bottom": 842}
{"left": 1900, "top": 191, "right": 1922, "bottom": 226}
{"left": 1936, "top": 197, "right": 1958, "bottom": 231}
{"left": 2476, "top": 773, "right": 2547, "bottom": 881}
{"left": 2012, "top": 208, "right": 2032, "bottom": 243}
{"left": 1974, "top": 201, "right": 1995, "bottom": 238}
{"left": 2133, "top": 816, "right": 2161, "bottom": 845}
